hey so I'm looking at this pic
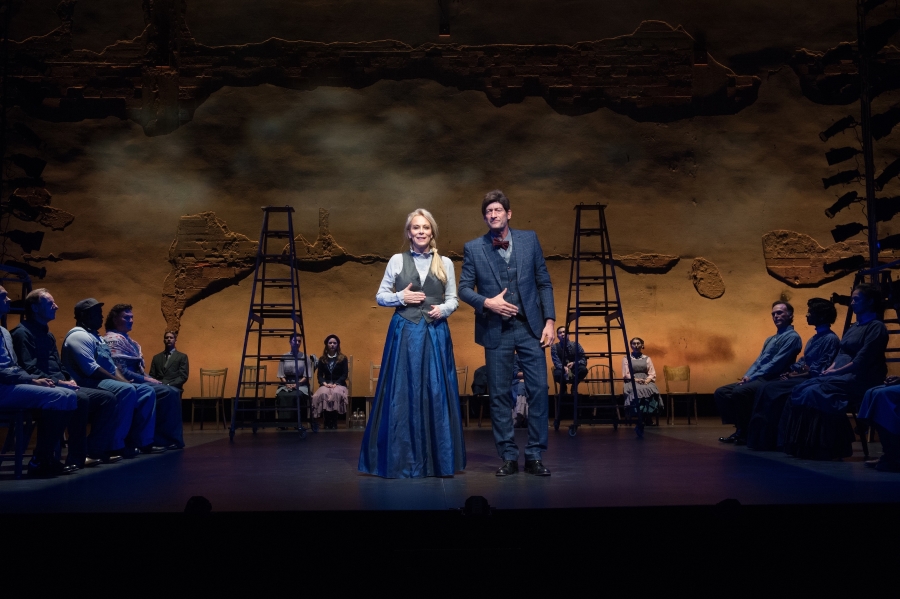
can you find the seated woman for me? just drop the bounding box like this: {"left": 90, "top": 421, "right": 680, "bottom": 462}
{"left": 745, "top": 298, "right": 840, "bottom": 451}
{"left": 312, "top": 334, "right": 349, "bottom": 430}
{"left": 622, "top": 337, "right": 661, "bottom": 421}
{"left": 275, "top": 333, "right": 313, "bottom": 426}
{"left": 783, "top": 283, "right": 888, "bottom": 460}
{"left": 857, "top": 376, "right": 900, "bottom": 472}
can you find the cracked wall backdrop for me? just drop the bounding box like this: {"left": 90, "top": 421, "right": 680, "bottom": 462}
{"left": 4, "top": 1, "right": 900, "bottom": 396}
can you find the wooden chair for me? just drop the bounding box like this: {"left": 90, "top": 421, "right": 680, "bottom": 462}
{"left": 190, "top": 368, "right": 229, "bottom": 431}
{"left": 0, "top": 409, "right": 33, "bottom": 479}
{"left": 663, "top": 365, "right": 698, "bottom": 425}
{"left": 240, "top": 365, "right": 267, "bottom": 420}
{"left": 584, "top": 364, "right": 621, "bottom": 421}
{"left": 355, "top": 361, "right": 378, "bottom": 427}
{"left": 455, "top": 366, "right": 470, "bottom": 427}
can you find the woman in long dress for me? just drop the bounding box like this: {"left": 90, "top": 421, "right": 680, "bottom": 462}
{"left": 312, "top": 335, "right": 349, "bottom": 429}
{"left": 622, "top": 337, "right": 661, "bottom": 420}
{"left": 358, "top": 208, "right": 466, "bottom": 478}
{"left": 783, "top": 283, "right": 888, "bottom": 460}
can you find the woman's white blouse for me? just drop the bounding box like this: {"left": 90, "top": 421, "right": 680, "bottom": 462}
{"left": 376, "top": 252, "right": 458, "bottom": 318}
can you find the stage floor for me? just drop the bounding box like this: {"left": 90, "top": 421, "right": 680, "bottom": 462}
{"left": 2, "top": 419, "right": 899, "bottom": 513}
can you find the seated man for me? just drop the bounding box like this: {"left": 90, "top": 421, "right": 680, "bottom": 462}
{"left": 62, "top": 298, "right": 163, "bottom": 457}
{"left": 551, "top": 326, "right": 587, "bottom": 395}
{"left": 104, "top": 304, "right": 184, "bottom": 450}
{"left": 0, "top": 285, "right": 78, "bottom": 477}
{"left": 149, "top": 331, "right": 189, "bottom": 391}
{"left": 511, "top": 354, "right": 528, "bottom": 428}
{"left": 715, "top": 301, "right": 802, "bottom": 445}
{"left": 12, "top": 288, "right": 121, "bottom": 467}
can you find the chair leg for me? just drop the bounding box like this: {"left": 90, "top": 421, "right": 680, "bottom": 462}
{"left": 15, "top": 411, "right": 25, "bottom": 480}
{"left": 191, "top": 401, "right": 195, "bottom": 432}
{"left": 666, "top": 394, "right": 672, "bottom": 425}
{"left": 220, "top": 399, "right": 228, "bottom": 429}
{"left": 693, "top": 397, "right": 699, "bottom": 425}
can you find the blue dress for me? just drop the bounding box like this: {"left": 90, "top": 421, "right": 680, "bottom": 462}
{"left": 358, "top": 252, "right": 466, "bottom": 478}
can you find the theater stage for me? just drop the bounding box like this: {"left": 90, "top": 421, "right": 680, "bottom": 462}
{"left": 2, "top": 419, "right": 899, "bottom": 513}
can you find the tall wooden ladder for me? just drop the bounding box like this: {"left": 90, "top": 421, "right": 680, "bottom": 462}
{"left": 558, "top": 204, "right": 643, "bottom": 438}
{"left": 230, "top": 206, "right": 312, "bottom": 441}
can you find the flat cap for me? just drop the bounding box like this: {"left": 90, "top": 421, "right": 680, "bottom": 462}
{"left": 73, "top": 298, "right": 103, "bottom": 316}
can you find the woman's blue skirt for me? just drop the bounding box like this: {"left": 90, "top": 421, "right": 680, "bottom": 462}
{"left": 358, "top": 313, "right": 467, "bottom": 478}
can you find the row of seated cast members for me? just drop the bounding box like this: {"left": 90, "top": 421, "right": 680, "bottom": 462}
{"left": 715, "top": 284, "right": 900, "bottom": 472}
{"left": 0, "top": 286, "right": 187, "bottom": 477}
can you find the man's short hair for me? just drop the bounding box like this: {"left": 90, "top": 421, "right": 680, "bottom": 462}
{"left": 105, "top": 303, "right": 133, "bottom": 331}
{"left": 772, "top": 301, "right": 794, "bottom": 316}
{"left": 23, "top": 288, "right": 49, "bottom": 320}
{"left": 482, "top": 189, "right": 510, "bottom": 215}
{"left": 807, "top": 298, "right": 837, "bottom": 325}
{"left": 164, "top": 330, "right": 178, "bottom": 339}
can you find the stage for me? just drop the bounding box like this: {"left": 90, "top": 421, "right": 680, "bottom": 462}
{"left": 3, "top": 419, "right": 898, "bottom": 513}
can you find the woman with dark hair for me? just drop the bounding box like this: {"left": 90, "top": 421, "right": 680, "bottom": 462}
{"left": 312, "top": 334, "right": 348, "bottom": 430}
{"left": 358, "top": 208, "right": 466, "bottom": 478}
{"left": 622, "top": 337, "right": 661, "bottom": 421}
{"left": 783, "top": 283, "right": 888, "bottom": 460}
{"left": 745, "top": 298, "right": 840, "bottom": 451}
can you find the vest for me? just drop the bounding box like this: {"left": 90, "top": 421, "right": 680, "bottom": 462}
{"left": 489, "top": 241, "right": 524, "bottom": 315}
{"left": 394, "top": 252, "right": 446, "bottom": 324}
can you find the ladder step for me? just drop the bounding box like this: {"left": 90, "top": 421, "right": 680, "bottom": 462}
{"left": 262, "top": 206, "right": 295, "bottom": 213}
{"left": 264, "top": 230, "right": 292, "bottom": 238}
{"left": 260, "top": 253, "right": 290, "bottom": 260}
{"left": 261, "top": 278, "right": 293, "bottom": 283}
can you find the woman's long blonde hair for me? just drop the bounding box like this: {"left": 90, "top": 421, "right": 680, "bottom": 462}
{"left": 404, "top": 208, "right": 447, "bottom": 284}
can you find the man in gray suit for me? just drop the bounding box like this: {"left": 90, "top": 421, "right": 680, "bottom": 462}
{"left": 459, "top": 190, "right": 556, "bottom": 476}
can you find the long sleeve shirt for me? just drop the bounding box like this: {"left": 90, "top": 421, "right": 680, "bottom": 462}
{"left": 622, "top": 355, "right": 657, "bottom": 383}
{"left": 743, "top": 325, "right": 803, "bottom": 381}
{"left": 0, "top": 327, "right": 41, "bottom": 388}
{"left": 10, "top": 320, "right": 72, "bottom": 383}
{"left": 376, "top": 252, "right": 458, "bottom": 318}
{"left": 790, "top": 329, "right": 841, "bottom": 377}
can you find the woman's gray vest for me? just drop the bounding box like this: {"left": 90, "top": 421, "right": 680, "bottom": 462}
{"left": 394, "top": 252, "right": 445, "bottom": 324}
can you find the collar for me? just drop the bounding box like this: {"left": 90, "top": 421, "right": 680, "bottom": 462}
{"left": 775, "top": 325, "right": 795, "bottom": 334}
{"left": 410, "top": 249, "right": 433, "bottom": 258}
{"left": 23, "top": 320, "right": 50, "bottom": 334}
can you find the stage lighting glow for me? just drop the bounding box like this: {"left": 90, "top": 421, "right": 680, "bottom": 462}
{"left": 831, "top": 222, "right": 867, "bottom": 243}
{"left": 819, "top": 116, "right": 858, "bottom": 142}
{"left": 824, "top": 191, "right": 859, "bottom": 218}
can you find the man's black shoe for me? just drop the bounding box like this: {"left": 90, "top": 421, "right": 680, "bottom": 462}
{"left": 719, "top": 432, "right": 740, "bottom": 444}
{"left": 495, "top": 460, "right": 518, "bottom": 476}
{"left": 140, "top": 445, "right": 168, "bottom": 454}
{"left": 27, "top": 458, "right": 76, "bottom": 478}
{"left": 524, "top": 460, "right": 551, "bottom": 476}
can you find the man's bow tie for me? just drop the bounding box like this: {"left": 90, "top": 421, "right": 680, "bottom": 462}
{"left": 491, "top": 237, "right": 509, "bottom": 250}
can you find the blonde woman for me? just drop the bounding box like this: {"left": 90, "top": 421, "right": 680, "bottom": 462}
{"left": 358, "top": 209, "right": 466, "bottom": 478}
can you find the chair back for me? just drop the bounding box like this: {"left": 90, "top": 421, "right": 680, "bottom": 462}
{"left": 346, "top": 355, "right": 353, "bottom": 396}
{"left": 369, "top": 362, "right": 380, "bottom": 395}
{"left": 584, "top": 364, "right": 614, "bottom": 395}
{"left": 456, "top": 365, "right": 469, "bottom": 397}
{"left": 240, "top": 365, "right": 266, "bottom": 398}
{"left": 199, "top": 368, "right": 228, "bottom": 398}
{"left": 663, "top": 366, "right": 691, "bottom": 393}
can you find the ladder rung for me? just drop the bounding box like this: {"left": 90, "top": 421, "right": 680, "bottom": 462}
{"left": 265, "top": 230, "right": 292, "bottom": 237}
{"left": 261, "top": 278, "right": 293, "bottom": 283}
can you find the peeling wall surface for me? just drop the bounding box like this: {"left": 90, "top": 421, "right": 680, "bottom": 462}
{"left": 3, "top": 1, "right": 900, "bottom": 397}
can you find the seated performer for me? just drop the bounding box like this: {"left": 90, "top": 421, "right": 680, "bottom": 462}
{"left": 622, "top": 337, "right": 662, "bottom": 421}
{"left": 858, "top": 376, "right": 900, "bottom": 472}
{"left": 62, "top": 298, "right": 163, "bottom": 458}
{"left": 312, "top": 334, "right": 348, "bottom": 430}
{"left": 551, "top": 326, "right": 587, "bottom": 395}
{"left": 0, "top": 285, "right": 79, "bottom": 477}
{"left": 104, "top": 304, "right": 184, "bottom": 450}
{"left": 716, "top": 301, "right": 802, "bottom": 445}
{"left": 275, "top": 333, "right": 313, "bottom": 425}
{"left": 149, "top": 331, "right": 189, "bottom": 390}
{"left": 783, "top": 283, "right": 888, "bottom": 460}
{"left": 12, "top": 288, "right": 121, "bottom": 467}
{"left": 511, "top": 354, "right": 528, "bottom": 428}
{"left": 744, "top": 298, "right": 840, "bottom": 451}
